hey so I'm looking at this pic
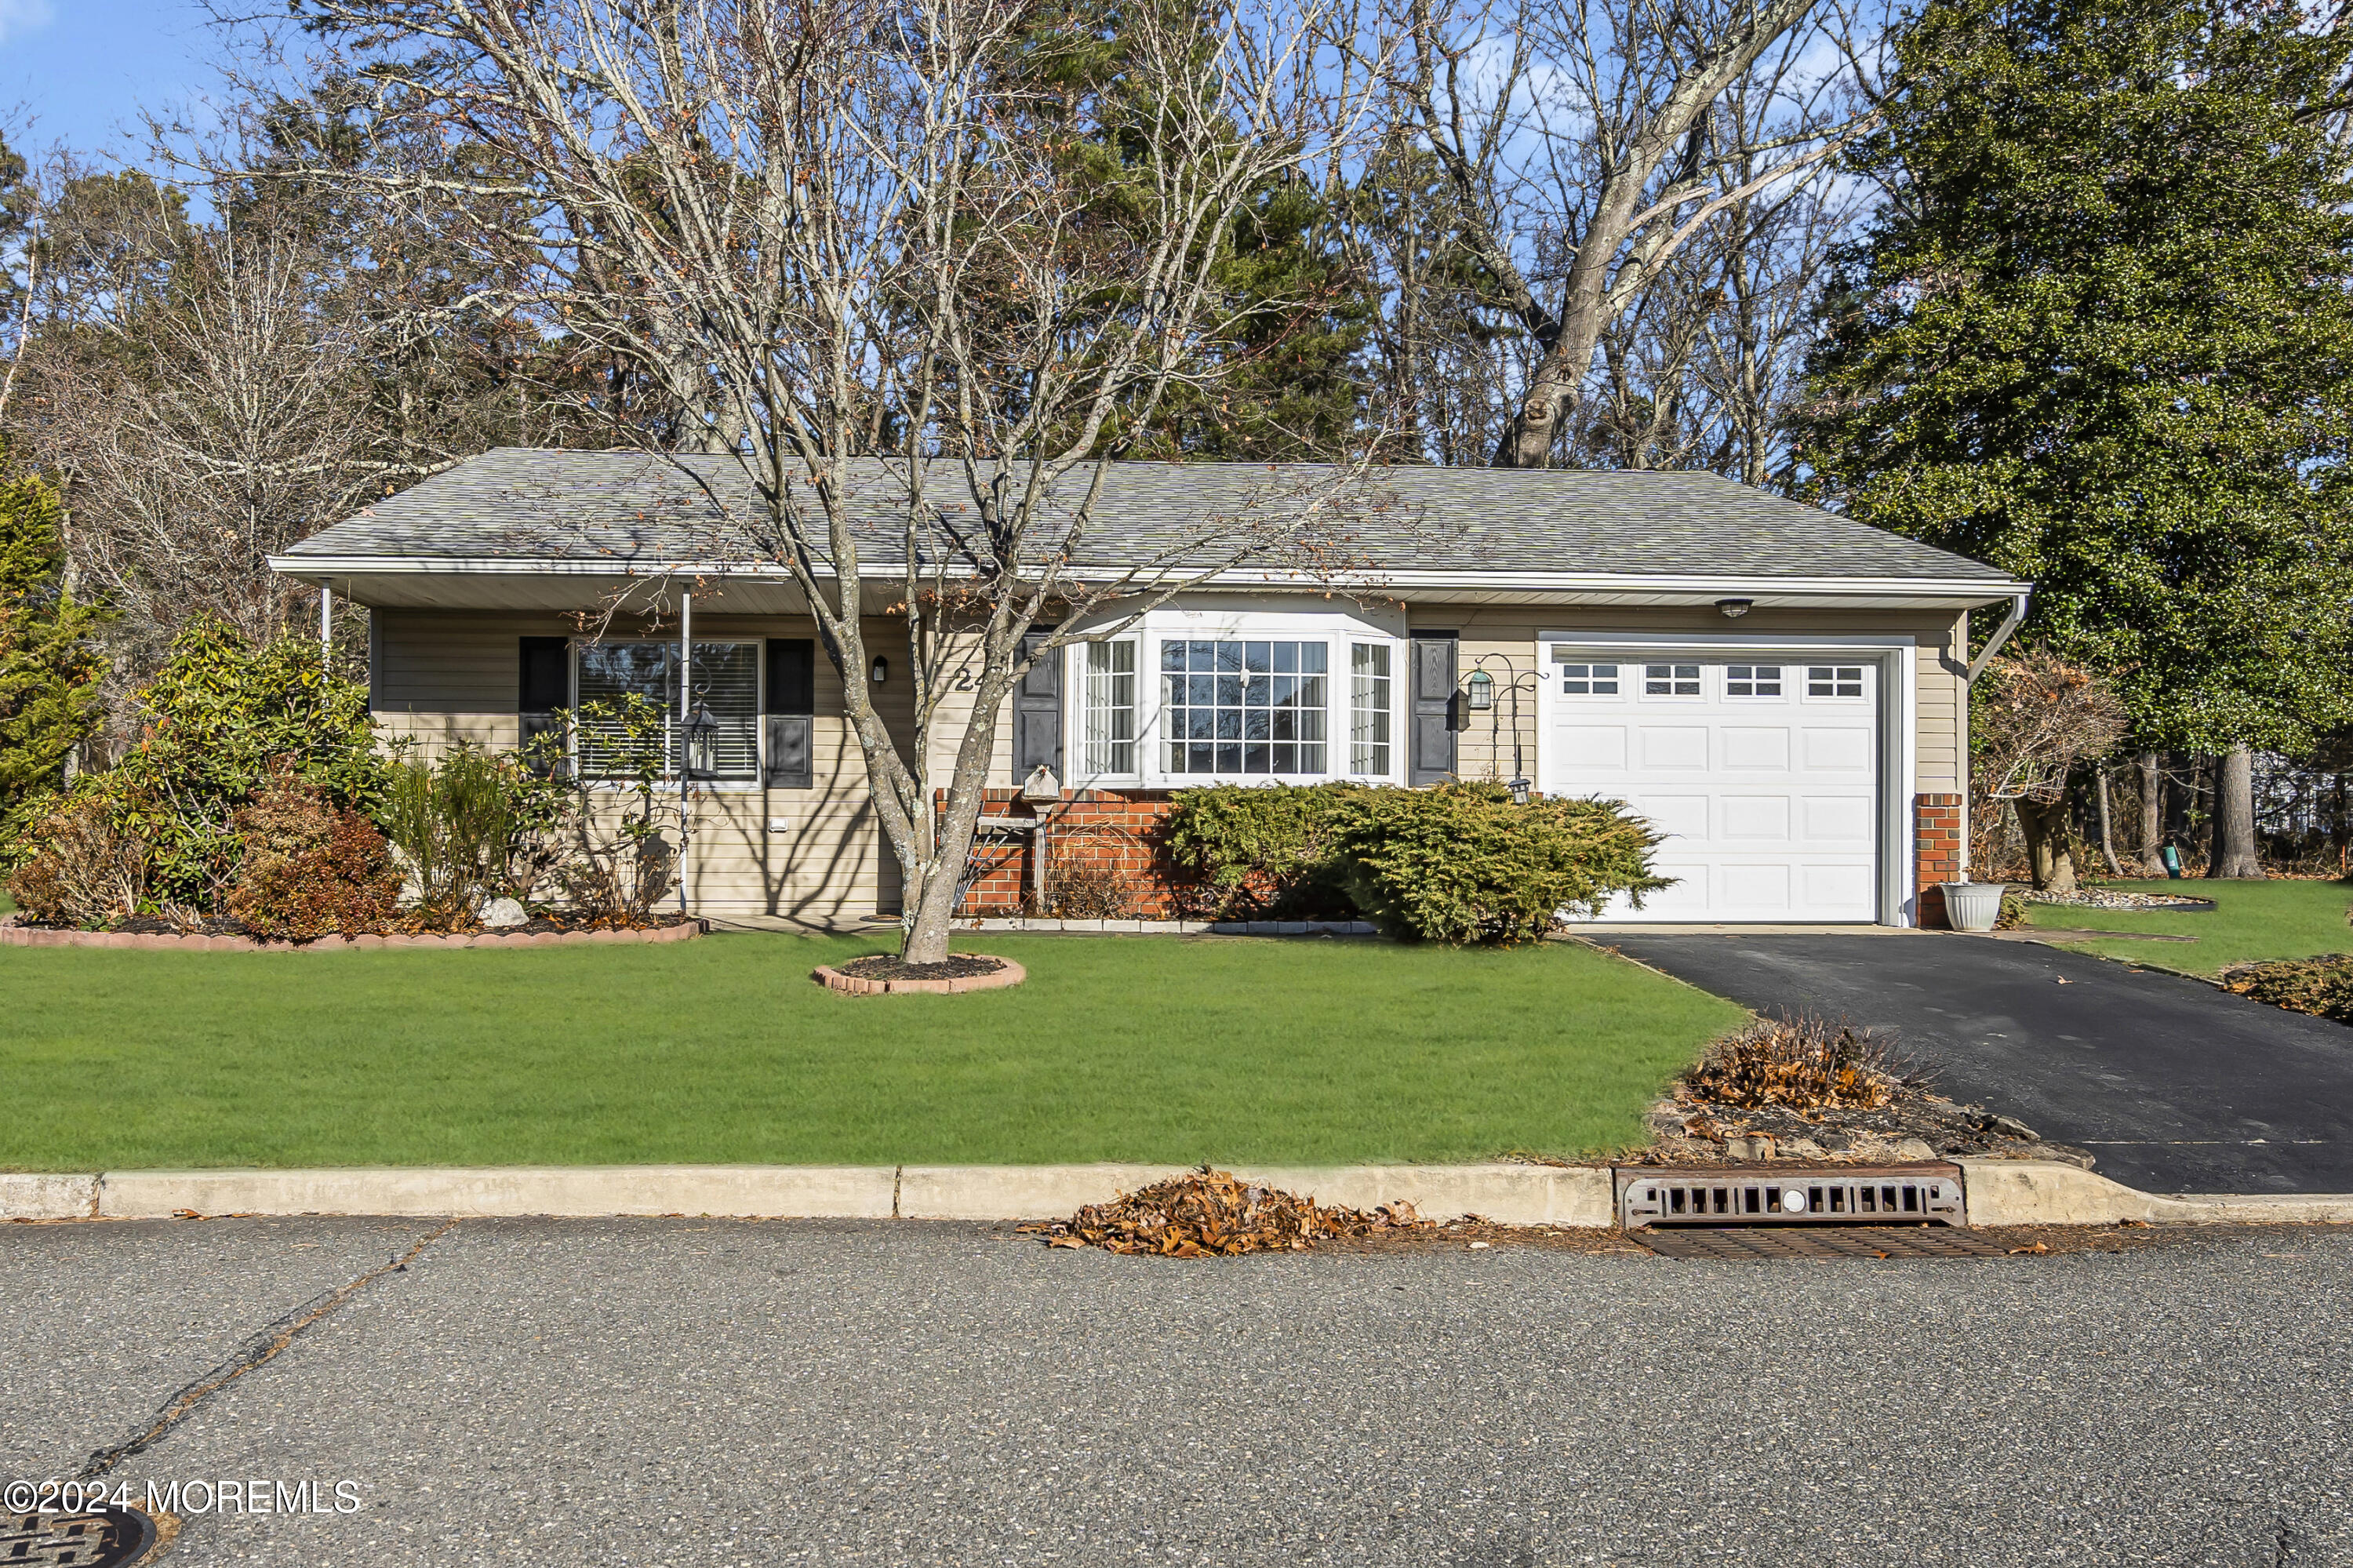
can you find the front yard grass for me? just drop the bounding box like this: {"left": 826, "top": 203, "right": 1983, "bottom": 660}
{"left": 2026, "top": 878, "right": 2353, "bottom": 974}
{"left": 0, "top": 933, "right": 1739, "bottom": 1171}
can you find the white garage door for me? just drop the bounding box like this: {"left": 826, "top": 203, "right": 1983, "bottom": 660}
{"left": 1542, "top": 653, "right": 1881, "bottom": 922}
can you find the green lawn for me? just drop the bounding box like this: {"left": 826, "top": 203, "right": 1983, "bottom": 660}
{"left": 0, "top": 933, "right": 1738, "bottom": 1171}
{"left": 2026, "top": 878, "right": 2353, "bottom": 973}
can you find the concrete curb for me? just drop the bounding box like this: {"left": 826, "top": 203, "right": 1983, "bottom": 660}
{"left": 5, "top": 1159, "right": 2344, "bottom": 1228}
{"left": 1956, "top": 1159, "right": 2353, "bottom": 1225}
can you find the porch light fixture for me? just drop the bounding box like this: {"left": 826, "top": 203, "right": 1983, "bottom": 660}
{"left": 870, "top": 655, "right": 889, "bottom": 684}
{"left": 682, "top": 700, "right": 722, "bottom": 780}
{"left": 1464, "top": 668, "right": 1496, "bottom": 711}
{"left": 1509, "top": 775, "right": 1531, "bottom": 806}
{"left": 1715, "top": 598, "right": 1753, "bottom": 619}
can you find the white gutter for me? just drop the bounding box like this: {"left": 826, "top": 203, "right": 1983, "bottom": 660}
{"left": 268, "top": 551, "right": 2029, "bottom": 606}
{"left": 1965, "top": 587, "right": 2031, "bottom": 683}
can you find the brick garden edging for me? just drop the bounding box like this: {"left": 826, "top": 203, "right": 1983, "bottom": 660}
{"left": 0, "top": 915, "right": 705, "bottom": 953}
{"left": 812, "top": 956, "right": 1027, "bottom": 996}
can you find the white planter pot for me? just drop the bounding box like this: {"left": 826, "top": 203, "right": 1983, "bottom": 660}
{"left": 1940, "top": 881, "right": 2006, "bottom": 933}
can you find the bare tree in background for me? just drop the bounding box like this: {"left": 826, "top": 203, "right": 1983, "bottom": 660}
{"left": 1973, "top": 650, "right": 2127, "bottom": 893}
{"left": 293, "top": 0, "right": 1395, "bottom": 962}
{"left": 1379, "top": 0, "right": 1867, "bottom": 468}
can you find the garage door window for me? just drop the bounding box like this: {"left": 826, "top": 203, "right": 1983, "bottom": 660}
{"left": 1726, "top": 664, "right": 1783, "bottom": 698}
{"left": 1643, "top": 663, "right": 1701, "bottom": 697}
{"left": 1557, "top": 660, "right": 1619, "bottom": 697}
{"left": 1807, "top": 664, "right": 1866, "bottom": 699}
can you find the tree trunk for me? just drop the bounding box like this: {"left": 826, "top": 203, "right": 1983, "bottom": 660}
{"left": 2014, "top": 797, "right": 2078, "bottom": 893}
{"left": 2095, "top": 764, "right": 2122, "bottom": 877}
{"left": 2210, "top": 744, "right": 2262, "bottom": 879}
{"left": 2137, "top": 751, "right": 2161, "bottom": 873}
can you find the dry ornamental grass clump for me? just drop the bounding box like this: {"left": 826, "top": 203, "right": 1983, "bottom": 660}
{"left": 1682, "top": 1015, "right": 1905, "bottom": 1111}
{"left": 1020, "top": 1167, "right": 1427, "bottom": 1257}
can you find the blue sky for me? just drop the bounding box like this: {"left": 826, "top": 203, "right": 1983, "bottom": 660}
{"left": 2, "top": 0, "right": 224, "bottom": 164}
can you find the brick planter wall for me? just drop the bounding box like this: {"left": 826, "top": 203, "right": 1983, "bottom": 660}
{"left": 1915, "top": 793, "right": 1964, "bottom": 929}
{"left": 950, "top": 790, "right": 1202, "bottom": 917}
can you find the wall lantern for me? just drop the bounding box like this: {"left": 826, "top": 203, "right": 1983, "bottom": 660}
{"left": 1715, "top": 597, "right": 1754, "bottom": 619}
{"left": 682, "top": 700, "right": 721, "bottom": 780}
{"left": 1464, "top": 668, "right": 1496, "bottom": 711}
{"left": 870, "top": 656, "right": 889, "bottom": 684}
{"left": 1509, "top": 776, "right": 1532, "bottom": 806}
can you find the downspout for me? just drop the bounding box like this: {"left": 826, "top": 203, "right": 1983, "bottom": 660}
{"left": 318, "top": 580, "right": 333, "bottom": 653}
{"left": 678, "top": 588, "right": 693, "bottom": 917}
{"left": 1958, "top": 587, "right": 2031, "bottom": 880}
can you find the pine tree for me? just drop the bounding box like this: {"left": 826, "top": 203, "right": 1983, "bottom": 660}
{"left": 1798, "top": 0, "right": 2353, "bottom": 875}
{"left": 0, "top": 448, "right": 107, "bottom": 854}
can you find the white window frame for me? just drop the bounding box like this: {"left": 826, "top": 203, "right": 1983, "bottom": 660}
{"left": 1080, "top": 637, "right": 1140, "bottom": 777}
{"left": 1638, "top": 660, "right": 1706, "bottom": 700}
{"left": 1723, "top": 662, "right": 1789, "bottom": 701}
{"left": 1056, "top": 606, "right": 1407, "bottom": 789}
{"left": 569, "top": 637, "right": 766, "bottom": 789}
{"left": 1805, "top": 663, "right": 1870, "bottom": 701}
{"left": 1551, "top": 653, "right": 1626, "bottom": 701}
{"left": 1534, "top": 633, "right": 1917, "bottom": 926}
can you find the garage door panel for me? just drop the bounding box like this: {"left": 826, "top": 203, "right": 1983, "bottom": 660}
{"left": 1720, "top": 727, "right": 1791, "bottom": 769}
{"left": 1801, "top": 727, "right": 1871, "bottom": 773}
{"left": 1639, "top": 726, "right": 1709, "bottom": 769}
{"left": 1719, "top": 795, "right": 1792, "bottom": 842}
{"left": 1548, "top": 650, "right": 1882, "bottom": 923}
{"left": 1559, "top": 725, "right": 1629, "bottom": 770}
{"left": 1631, "top": 793, "right": 1709, "bottom": 841}
{"left": 1801, "top": 795, "right": 1875, "bottom": 844}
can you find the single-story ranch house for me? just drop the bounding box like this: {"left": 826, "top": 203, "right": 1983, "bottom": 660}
{"left": 270, "top": 449, "right": 2028, "bottom": 930}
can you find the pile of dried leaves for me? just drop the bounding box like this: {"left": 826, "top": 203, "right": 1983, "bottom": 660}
{"left": 1682, "top": 1014, "right": 1907, "bottom": 1111}
{"left": 1019, "top": 1166, "right": 1427, "bottom": 1257}
{"left": 2219, "top": 955, "right": 2353, "bottom": 1024}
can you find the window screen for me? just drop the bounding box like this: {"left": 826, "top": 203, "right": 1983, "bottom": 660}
{"left": 1807, "top": 664, "right": 1865, "bottom": 698}
{"left": 1161, "top": 639, "right": 1327, "bottom": 775}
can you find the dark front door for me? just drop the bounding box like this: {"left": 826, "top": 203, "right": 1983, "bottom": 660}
{"left": 1409, "top": 632, "right": 1459, "bottom": 786}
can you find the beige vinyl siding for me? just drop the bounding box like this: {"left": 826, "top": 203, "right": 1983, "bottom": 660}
{"left": 369, "top": 609, "right": 916, "bottom": 923}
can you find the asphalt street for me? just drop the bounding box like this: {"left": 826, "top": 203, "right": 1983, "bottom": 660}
{"left": 1605, "top": 933, "right": 2353, "bottom": 1195}
{"left": 5, "top": 1216, "right": 2351, "bottom": 1566}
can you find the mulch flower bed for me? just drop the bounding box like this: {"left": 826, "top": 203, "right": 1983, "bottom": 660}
{"left": 835, "top": 953, "right": 1009, "bottom": 983}
{"left": 1018, "top": 1166, "right": 1430, "bottom": 1257}
{"left": 2219, "top": 955, "right": 2353, "bottom": 1024}
{"left": 1627, "top": 1013, "right": 2099, "bottom": 1170}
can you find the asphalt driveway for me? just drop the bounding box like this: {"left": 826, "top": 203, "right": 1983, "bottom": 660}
{"left": 1602, "top": 933, "right": 2353, "bottom": 1195}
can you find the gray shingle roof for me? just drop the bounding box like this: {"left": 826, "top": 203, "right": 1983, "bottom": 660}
{"left": 281, "top": 448, "right": 2009, "bottom": 584}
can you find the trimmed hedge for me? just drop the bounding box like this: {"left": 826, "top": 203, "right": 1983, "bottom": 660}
{"left": 1165, "top": 780, "right": 1667, "bottom": 944}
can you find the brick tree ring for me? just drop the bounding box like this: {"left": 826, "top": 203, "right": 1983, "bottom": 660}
{"left": 810, "top": 955, "right": 1026, "bottom": 997}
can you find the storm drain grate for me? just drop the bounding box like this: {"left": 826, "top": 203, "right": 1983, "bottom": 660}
{"left": 0, "top": 1507, "right": 162, "bottom": 1566}
{"left": 1636, "top": 1225, "right": 2011, "bottom": 1260}
{"left": 1619, "top": 1169, "right": 1966, "bottom": 1230}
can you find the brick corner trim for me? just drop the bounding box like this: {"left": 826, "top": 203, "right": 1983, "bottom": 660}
{"left": 1914, "top": 793, "right": 1966, "bottom": 930}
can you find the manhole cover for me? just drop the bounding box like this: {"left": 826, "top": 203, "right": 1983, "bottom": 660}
{"left": 0, "top": 1505, "right": 169, "bottom": 1566}
{"left": 1635, "top": 1225, "right": 2013, "bottom": 1260}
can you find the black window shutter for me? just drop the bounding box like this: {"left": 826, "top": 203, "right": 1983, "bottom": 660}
{"left": 1409, "top": 633, "right": 1459, "bottom": 786}
{"left": 765, "top": 638, "right": 816, "bottom": 789}
{"left": 1013, "top": 632, "right": 1062, "bottom": 781}
{"left": 518, "top": 637, "right": 569, "bottom": 772}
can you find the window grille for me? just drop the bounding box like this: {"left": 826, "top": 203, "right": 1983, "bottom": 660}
{"left": 1161, "top": 639, "right": 1327, "bottom": 775}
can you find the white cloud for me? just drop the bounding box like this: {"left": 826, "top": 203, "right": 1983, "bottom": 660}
{"left": 0, "top": 0, "right": 56, "bottom": 45}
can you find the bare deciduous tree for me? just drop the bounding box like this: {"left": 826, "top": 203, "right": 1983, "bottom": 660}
{"left": 1380, "top": 0, "right": 1866, "bottom": 468}
{"left": 1973, "top": 649, "right": 2127, "bottom": 893}
{"left": 294, "top": 0, "right": 1398, "bottom": 961}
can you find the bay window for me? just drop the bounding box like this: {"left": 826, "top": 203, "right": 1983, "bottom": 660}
{"left": 1082, "top": 640, "right": 1137, "bottom": 774}
{"left": 1349, "top": 643, "right": 1391, "bottom": 776}
{"left": 1161, "top": 638, "right": 1328, "bottom": 776}
{"left": 575, "top": 641, "right": 760, "bottom": 781}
